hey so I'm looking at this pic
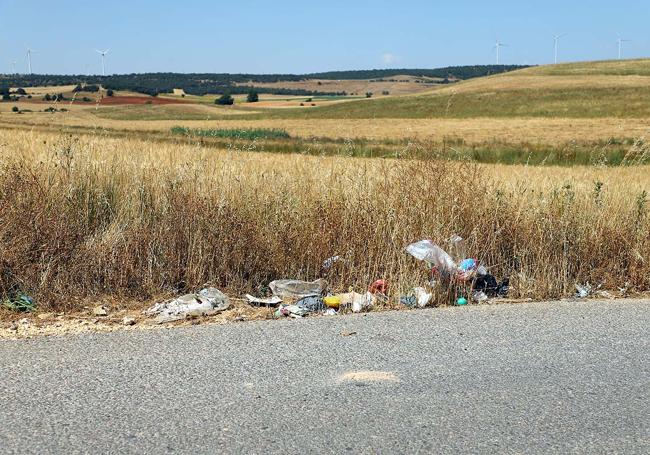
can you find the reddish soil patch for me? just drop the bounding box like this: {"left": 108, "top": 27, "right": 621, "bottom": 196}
{"left": 99, "top": 96, "right": 190, "bottom": 106}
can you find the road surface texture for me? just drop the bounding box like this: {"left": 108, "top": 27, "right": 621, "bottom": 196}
{"left": 1, "top": 299, "right": 649, "bottom": 454}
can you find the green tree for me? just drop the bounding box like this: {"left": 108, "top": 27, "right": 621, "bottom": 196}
{"left": 12, "top": 106, "right": 19, "bottom": 112}
{"left": 246, "top": 91, "right": 259, "bottom": 103}
{"left": 215, "top": 93, "right": 234, "bottom": 105}
{"left": 106, "top": 89, "right": 114, "bottom": 97}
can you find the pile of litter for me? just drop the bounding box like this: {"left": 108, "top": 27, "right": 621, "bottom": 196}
{"left": 142, "top": 235, "right": 516, "bottom": 323}
{"left": 403, "top": 237, "right": 509, "bottom": 306}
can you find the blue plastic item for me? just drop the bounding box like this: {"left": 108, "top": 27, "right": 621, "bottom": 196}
{"left": 459, "top": 258, "right": 476, "bottom": 271}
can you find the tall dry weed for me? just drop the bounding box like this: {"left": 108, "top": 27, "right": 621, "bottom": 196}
{"left": 0, "top": 130, "right": 648, "bottom": 310}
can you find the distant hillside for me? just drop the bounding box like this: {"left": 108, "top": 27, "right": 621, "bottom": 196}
{"left": 0, "top": 65, "right": 527, "bottom": 97}
{"left": 266, "top": 59, "right": 650, "bottom": 119}
{"left": 516, "top": 58, "right": 650, "bottom": 76}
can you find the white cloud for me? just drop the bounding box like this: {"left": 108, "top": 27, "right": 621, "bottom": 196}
{"left": 381, "top": 53, "right": 398, "bottom": 65}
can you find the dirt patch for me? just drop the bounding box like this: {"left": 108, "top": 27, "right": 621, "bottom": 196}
{"left": 0, "top": 300, "right": 275, "bottom": 340}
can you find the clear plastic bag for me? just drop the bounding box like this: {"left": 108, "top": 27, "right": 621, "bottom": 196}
{"left": 269, "top": 278, "right": 327, "bottom": 298}
{"left": 405, "top": 240, "right": 457, "bottom": 275}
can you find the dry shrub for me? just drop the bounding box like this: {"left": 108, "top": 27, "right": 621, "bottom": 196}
{"left": 0, "top": 130, "right": 648, "bottom": 310}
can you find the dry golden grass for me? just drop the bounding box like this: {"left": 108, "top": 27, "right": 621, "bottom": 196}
{"left": 2, "top": 109, "right": 649, "bottom": 144}
{"left": 418, "top": 59, "right": 650, "bottom": 96}
{"left": 521, "top": 58, "right": 650, "bottom": 76}
{"left": 423, "top": 74, "right": 650, "bottom": 96}
{"left": 0, "top": 128, "right": 648, "bottom": 312}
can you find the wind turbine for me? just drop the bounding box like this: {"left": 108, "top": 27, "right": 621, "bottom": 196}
{"left": 553, "top": 33, "right": 567, "bottom": 64}
{"left": 11, "top": 61, "right": 17, "bottom": 74}
{"left": 493, "top": 40, "right": 508, "bottom": 65}
{"left": 617, "top": 37, "right": 630, "bottom": 60}
{"left": 26, "top": 47, "right": 36, "bottom": 74}
{"left": 95, "top": 49, "right": 109, "bottom": 76}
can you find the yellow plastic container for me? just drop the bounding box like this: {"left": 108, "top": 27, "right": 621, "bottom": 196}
{"left": 323, "top": 296, "right": 341, "bottom": 309}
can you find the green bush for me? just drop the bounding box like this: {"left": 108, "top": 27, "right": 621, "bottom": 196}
{"left": 215, "top": 93, "right": 234, "bottom": 105}
{"left": 171, "top": 126, "right": 290, "bottom": 140}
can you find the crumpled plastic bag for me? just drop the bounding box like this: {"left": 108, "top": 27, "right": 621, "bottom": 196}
{"left": 145, "top": 287, "right": 230, "bottom": 323}
{"left": 269, "top": 278, "right": 327, "bottom": 298}
{"left": 405, "top": 240, "right": 457, "bottom": 276}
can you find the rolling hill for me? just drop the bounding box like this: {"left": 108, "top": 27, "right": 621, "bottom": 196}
{"left": 271, "top": 59, "right": 650, "bottom": 119}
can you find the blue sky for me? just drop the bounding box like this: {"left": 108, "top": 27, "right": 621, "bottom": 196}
{"left": 1, "top": 0, "right": 648, "bottom": 75}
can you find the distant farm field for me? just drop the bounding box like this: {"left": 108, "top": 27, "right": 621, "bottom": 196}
{"left": 1, "top": 110, "right": 648, "bottom": 146}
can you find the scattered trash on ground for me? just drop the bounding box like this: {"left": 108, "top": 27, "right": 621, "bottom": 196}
{"left": 405, "top": 236, "right": 510, "bottom": 306}
{"left": 131, "top": 235, "right": 627, "bottom": 326}
{"left": 145, "top": 287, "right": 230, "bottom": 323}
{"left": 341, "top": 330, "right": 357, "bottom": 337}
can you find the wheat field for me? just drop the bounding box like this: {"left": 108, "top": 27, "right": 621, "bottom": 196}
{"left": 0, "top": 128, "right": 648, "bottom": 311}
{"left": 2, "top": 111, "right": 650, "bottom": 144}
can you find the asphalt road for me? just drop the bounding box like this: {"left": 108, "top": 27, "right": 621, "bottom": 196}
{"left": 1, "top": 299, "right": 649, "bottom": 454}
